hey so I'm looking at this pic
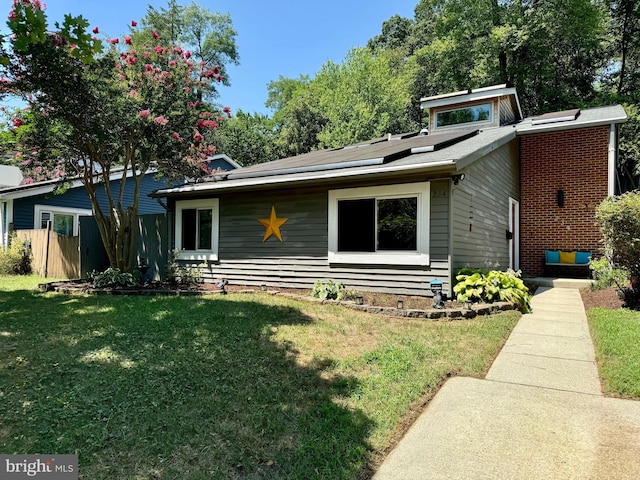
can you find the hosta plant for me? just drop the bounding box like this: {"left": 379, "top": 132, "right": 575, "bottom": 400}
{"left": 454, "top": 269, "right": 531, "bottom": 313}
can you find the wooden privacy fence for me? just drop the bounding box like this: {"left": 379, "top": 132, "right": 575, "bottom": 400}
{"left": 16, "top": 228, "right": 80, "bottom": 279}
{"left": 13, "top": 213, "right": 167, "bottom": 280}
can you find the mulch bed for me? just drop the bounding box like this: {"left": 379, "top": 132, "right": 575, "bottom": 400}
{"left": 40, "top": 280, "right": 514, "bottom": 320}
{"left": 580, "top": 286, "right": 625, "bottom": 310}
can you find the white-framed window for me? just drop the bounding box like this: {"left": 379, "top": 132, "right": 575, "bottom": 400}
{"left": 328, "top": 182, "right": 430, "bottom": 266}
{"left": 174, "top": 198, "right": 219, "bottom": 261}
{"left": 435, "top": 103, "right": 492, "bottom": 129}
{"left": 33, "top": 205, "right": 92, "bottom": 236}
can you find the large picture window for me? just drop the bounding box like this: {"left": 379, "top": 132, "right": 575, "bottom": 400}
{"left": 175, "top": 198, "right": 219, "bottom": 261}
{"left": 329, "top": 183, "right": 429, "bottom": 265}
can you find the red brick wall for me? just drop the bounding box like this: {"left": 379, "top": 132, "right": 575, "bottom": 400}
{"left": 520, "top": 126, "right": 609, "bottom": 277}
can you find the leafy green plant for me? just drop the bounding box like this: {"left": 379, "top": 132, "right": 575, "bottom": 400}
{"left": 453, "top": 269, "right": 531, "bottom": 313}
{"left": 165, "top": 250, "right": 202, "bottom": 285}
{"left": 90, "top": 267, "right": 137, "bottom": 288}
{"left": 0, "top": 233, "right": 32, "bottom": 275}
{"left": 595, "top": 192, "right": 640, "bottom": 307}
{"left": 310, "top": 279, "right": 356, "bottom": 301}
{"left": 589, "top": 257, "right": 630, "bottom": 291}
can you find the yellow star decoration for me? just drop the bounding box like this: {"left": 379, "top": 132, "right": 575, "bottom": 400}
{"left": 258, "top": 206, "right": 289, "bottom": 242}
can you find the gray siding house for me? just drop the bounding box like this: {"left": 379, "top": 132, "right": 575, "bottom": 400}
{"left": 153, "top": 85, "right": 625, "bottom": 296}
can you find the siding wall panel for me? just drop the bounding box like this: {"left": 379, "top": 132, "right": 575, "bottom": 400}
{"left": 451, "top": 140, "right": 519, "bottom": 272}
{"left": 184, "top": 181, "right": 451, "bottom": 296}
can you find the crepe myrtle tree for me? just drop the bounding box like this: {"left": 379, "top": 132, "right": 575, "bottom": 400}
{"left": 1, "top": 0, "right": 231, "bottom": 272}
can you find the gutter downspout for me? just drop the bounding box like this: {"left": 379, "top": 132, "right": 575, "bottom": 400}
{"left": 608, "top": 123, "right": 617, "bottom": 196}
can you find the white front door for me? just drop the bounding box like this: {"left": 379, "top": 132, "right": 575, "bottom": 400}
{"left": 509, "top": 198, "right": 520, "bottom": 270}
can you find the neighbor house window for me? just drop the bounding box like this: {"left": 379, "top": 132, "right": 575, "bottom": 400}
{"left": 328, "top": 183, "right": 430, "bottom": 265}
{"left": 175, "top": 198, "right": 219, "bottom": 261}
{"left": 33, "top": 205, "right": 92, "bottom": 236}
{"left": 436, "top": 103, "right": 492, "bottom": 128}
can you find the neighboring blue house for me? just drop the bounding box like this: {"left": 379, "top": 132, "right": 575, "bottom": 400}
{"left": 0, "top": 154, "right": 239, "bottom": 247}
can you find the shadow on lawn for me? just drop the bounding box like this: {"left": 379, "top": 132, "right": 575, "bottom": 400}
{"left": 0, "top": 289, "right": 375, "bottom": 479}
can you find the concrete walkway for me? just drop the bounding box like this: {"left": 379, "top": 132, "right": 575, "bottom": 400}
{"left": 373, "top": 287, "right": 640, "bottom": 479}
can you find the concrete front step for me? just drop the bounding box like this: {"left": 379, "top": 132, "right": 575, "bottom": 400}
{"left": 527, "top": 277, "right": 594, "bottom": 289}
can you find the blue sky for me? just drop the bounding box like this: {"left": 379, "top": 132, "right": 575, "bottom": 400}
{"left": 4, "top": 1, "right": 417, "bottom": 114}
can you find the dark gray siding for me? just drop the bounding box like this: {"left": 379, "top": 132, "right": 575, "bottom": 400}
{"left": 12, "top": 175, "right": 167, "bottom": 230}
{"left": 451, "top": 140, "right": 519, "bottom": 272}
{"left": 189, "top": 180, "right": 451, "bottom": 296}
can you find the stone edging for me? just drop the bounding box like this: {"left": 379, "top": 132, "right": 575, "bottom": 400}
{"left": 39, "top": 281, "right": 516, "bottom": 319}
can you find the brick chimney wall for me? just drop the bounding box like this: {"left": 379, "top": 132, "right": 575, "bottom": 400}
{"left": 520, "top": 126, "right": 609, "bottom": 277}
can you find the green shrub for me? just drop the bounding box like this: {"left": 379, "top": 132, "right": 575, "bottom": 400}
{"left": 0, "top": 234, "right": 32, "bottom": 275}
{"left": 90, "top": 267, "right": 138, "bottom": 288}
{"left": 310, "top": 279, "right": 356, "bottom": 301}
{"left": 165, "top": 250, "right": 202, "bottom": 285}
{"left": 595, "top": 192, "right": 640, "bottom": 306}
{"left": 453, "top": 269, "right": 531, "bottom": 313}
{"left": 589, "top": 257, "right": 629, "bottom": 291}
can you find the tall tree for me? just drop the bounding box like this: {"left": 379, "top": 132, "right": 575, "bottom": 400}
{"left": 142, "top": 0, "right": 239, "bottom": 98}
{"left": 2, "top": 0, "right": 225, "bottom": 271}
{"left": 208, "top": 110, "right": 282, "bottom": 166}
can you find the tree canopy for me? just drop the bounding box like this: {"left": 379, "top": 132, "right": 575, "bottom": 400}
{"left": 1, "top": 0, "right": 229, "bottom": 271}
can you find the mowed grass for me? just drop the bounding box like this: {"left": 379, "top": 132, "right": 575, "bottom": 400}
{"left": 0, "top": 275, "right": 519, "bottom": 479}
{"left": 588, "top": 307, "right": 640, "bottom": 399}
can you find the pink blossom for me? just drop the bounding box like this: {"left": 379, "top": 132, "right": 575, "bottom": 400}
{"left": 168, "top": 60, "right": 177, "bottom": 67}
{"left": 108, "top": 38, "right": 119, "bottom": 45}
{"left": 144, "top": 51, "right": 151, "bottom": 59}
{"left": 92, "top": 26, "right": 99, "bottom": 34}
{"left": 15, "top": 152, "right": 22, "bottom": 158}
{"left": 154, "top": 45, "right": 163, "bottom": 54}
{"left": 184, "top": 87, "right": 190, "bottom": 93}
{"left": 184, "top": 50, "right": 191, "bottom": 59}
{"left": 173, "top": 46, "right": 183, "bottom": 55}
{"left": 193, "top": 132, "right": 204, "bottom": 142}
{"left": 125, "top": 36, "right": 132, "bottom": 45}
{"left": 139, "top": 110, "right": 150, "bottom": 117}
{"left": 223, "top": 106, "right": 231, "bottom": 113}
{"left": 23, "top": 178, "right": 34, "bottom": 185}
{"left": 154, "top": 116, "right": 168, "bottom": 126}
{"left": 129, "top": 90, "right": 138, "bottom": 97}
{"left": 187, "top": 61, "right": 193, "bottom": 67}
{"left": 118, "top": 74, "right": 125, "bottom": 80}
{"left": 9, "top": 10, "right": 18, "bottom": 21}
{"left": 152, "top": 30, "right": 159, "bottom": 40}
{"left": 12, "top": 118, "right": 23, "bottom": 128}
{"left": 131, "top": 20, "right": 137, "bottom": 27}
{"left": 171, "top": 132, "right": 183, "bottom": 142}
{"left": 145, "top": 64, "right": 152, "bottom": 72}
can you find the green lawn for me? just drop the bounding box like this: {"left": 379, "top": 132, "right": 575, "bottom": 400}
{"left": 588, "top": 307, "right": 640, "bottom": 398}
{"left": 0, "top": 275, "right": 519, "bottom": 479}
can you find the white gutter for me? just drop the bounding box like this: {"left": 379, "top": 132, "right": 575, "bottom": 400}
{"left": 609, "top": 123, "right": 617, "bottom": 196}
{"left": 155, "top": 159, "right": 457, "bottom": 196}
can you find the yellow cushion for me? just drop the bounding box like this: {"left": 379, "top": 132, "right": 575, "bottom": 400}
{"left": 559, "top": 251, "right": 576, "bottom": 264}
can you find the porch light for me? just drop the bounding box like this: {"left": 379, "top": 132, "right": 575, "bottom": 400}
{"left": 452, "top": 173, "right": 465, "bottom": 185}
